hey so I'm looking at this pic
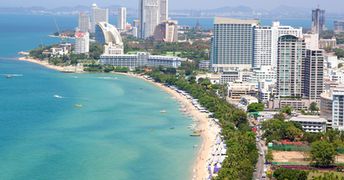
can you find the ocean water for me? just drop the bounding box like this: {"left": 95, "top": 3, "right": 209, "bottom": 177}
{"left": 0, "top": 14, "right": 199, "bottom": 179}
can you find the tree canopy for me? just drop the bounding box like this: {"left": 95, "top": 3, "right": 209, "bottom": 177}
{"left": 310, "top": 140, "right": 337, "bottom": 167}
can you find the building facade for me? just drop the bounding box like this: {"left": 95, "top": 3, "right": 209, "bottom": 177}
{"left": 290, "top": 116, "right": 327, "bottom": 133}
{"left": 100, "top": 52, "right": 181, "bottom": 69}
{"left": 91, "top": 4, "right": 109, "bottom": 33}
{"left": 75, "top": 31, "right": 89, "bottom": 54}
{"left": 303, "top": 49, "right": 324, "bottom": 100}
{"left": 139, "top": 0, "right": 160, "bottom": 39}
{"left": 78, "top": 12, "right": 90, "bottom": 33}
{"left": 153, "top": 20, "right": 178, "bottom": 42}
{"left": 277, "top": 35, "right": 305, "bottom": 98}
{"left": 159, "top": 0, "right": 168, "bottom": 22}
{"left": 118, "top": 7, "right": 127, "bottom": 31}
{"left": 312, "top": 8, "right": 326, "bottom": 34}
{"left": 95, "top": 22, "right": 124, "bottom": 55}
{"left": 254, "top": 22, "right": 302, "bottom": 68}
{"left": 211, "top": 17, "right": 258, "bottom": 72}
{"left": 332, "top": 90, "right": 344, "bottom": 130}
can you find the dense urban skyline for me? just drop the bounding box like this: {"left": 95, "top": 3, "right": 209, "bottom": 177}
{"left": 0, "top": 0, "right": 343, "bottom": 12}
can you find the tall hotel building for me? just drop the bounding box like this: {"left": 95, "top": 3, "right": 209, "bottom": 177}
{"left": 277, "top": 35, "right": 305, "bottom": 98}
{"left": 118, "top": 7, "right": 127, "bottom": 31}
{"left": 78, "top": 13, "right": 90, "bottom": 33}
{"left": 75, "top": 31, "right": 90, "bottom": 54}
{"left": 254, "top": 22, "right": 302, "bottom": 68}
{"left": 312, "top": 8, "right": 326, "bottom": 34}
{"left": 303, "top": 49, "right": 324, "bottom": 100}
{"left": 139, "top": 0, "right": 169, "bottom": 39}
{"left": 139, "top": 0, "right": 160, "bottom": 39}
{"left": 159, "top": 0, "right": 168, "bottom": 22}
{"left": 211, "top": 17, "right": 258, "bottom": 72}
{"left": 90, "top": 4, "right": 109, "bottom": 33}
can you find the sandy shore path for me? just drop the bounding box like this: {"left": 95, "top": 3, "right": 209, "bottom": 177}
{"left": 18, "top": 57, "right": 84, "bottom": 73}
{"left": 127, "top": 73, "right": 219, "bottom": 180}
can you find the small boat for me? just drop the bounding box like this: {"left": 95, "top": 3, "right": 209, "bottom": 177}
{"left": 53, "top": 95, "right": 63, "bottom": 99}
{"left": 160, "top": 110, "right": 167, "bottom": 113}
{"left": 190, "top": 133, "right": 201, "bottom": 137}
{"left": 3, "top": 74, "right": 23, "bottom": 78}
{"left": 74, "top": 104, "right": 83, "bottom": 108}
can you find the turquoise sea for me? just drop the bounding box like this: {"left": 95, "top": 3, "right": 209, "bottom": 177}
{"left": 0, "top": 14, "right": 199, "bottom": 179}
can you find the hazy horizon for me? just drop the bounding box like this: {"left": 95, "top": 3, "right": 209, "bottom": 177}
{"left": 0, "top": 0, "right": 343, "bottom": 13}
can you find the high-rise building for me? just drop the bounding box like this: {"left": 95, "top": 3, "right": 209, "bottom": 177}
{"left": 211, "top": 17, "right": 258, "bottom": 72}
{"left": 139, "top": 0, "right": 160, "bottom": 39}
{"left": 277, "top": 35, "right": 305, "bottom": 98}
{"left": 312, "top": 8, "right": 326, "bottom": 34}
{"left": 78, "top": 12, "right": 90, "bottom": 33}
{"left": 153, "top": 20, "right": 178, "bottom": 42}
{"left": 75, "top": 31, "right": 90, "bottom": 54}
{"left": 95, "top": 22, "right": 124, "bottom": 55}
{"left": 118, "top": 7, "right": 127, "bottom": 31}
{"left": 334, "top": 20, "right": 344, "bottom": 33}
{"left": 254, "top": 21, "right": 302, "bottom": 68}
{"left": 303, "top": 49, "right": 324, "bottom": 100}
{"left": 90, "top": 4, "right": 109, "bottom": 33}
{"left": 320, "top": 86, "right": 344, "bottom": 130}
{"left": 160, "top": 0, "right": 168, "bottom": 22}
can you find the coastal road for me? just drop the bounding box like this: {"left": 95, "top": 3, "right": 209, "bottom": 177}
{"left": 254, "top": 139, "right": 266, "bottom": 180}
{"left": 249, "top": 117, "right": 267, "bottom": 180}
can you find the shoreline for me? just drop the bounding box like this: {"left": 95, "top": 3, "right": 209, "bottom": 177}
{"left": 126, "top": 73, "right": 221, "bottom": 180}
{"left": 15, "top": 57, "right": 220, "bottom": 179}
{"left": 17, "top": 57, "right": 84, "bottom": 73}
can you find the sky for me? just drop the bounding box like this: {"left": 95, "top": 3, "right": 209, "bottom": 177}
{"left": 0, "top": 0, "right": 343, "bottom": 12}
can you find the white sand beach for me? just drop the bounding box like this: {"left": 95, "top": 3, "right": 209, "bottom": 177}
{"left": 18, "top": 57, "right": 84, "bottom": 73}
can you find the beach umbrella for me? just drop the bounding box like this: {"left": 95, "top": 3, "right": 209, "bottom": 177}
{"left": 214, "top": 163, "right": 222, "bottom": 173}
{"left": 219, "top": 156, "right": 226, "bottom": 163}
{"left": 221, "top": 148, "right": 227, "bottom": 155}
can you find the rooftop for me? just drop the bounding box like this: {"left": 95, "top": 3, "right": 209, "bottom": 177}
{"left": 214, "top": 17, "right": 259, "bottom": 25}
{"left": 290, "top": 116, "right": 327, "bottom": 123}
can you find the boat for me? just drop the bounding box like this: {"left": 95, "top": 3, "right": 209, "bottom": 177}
{"left": 190, "top": 133, "right": 201, "bottom": 137}
{"left": 160, "top": 110, "right": 167, "bottom": 113}
{"left": 74, "top": 104, "right": 83, "bottom": 108}
{"left": 3, "top": 74, "right": 23, "bottom": 78}
{"left": 53, "top": 95, "right": 63, "bottom": 99}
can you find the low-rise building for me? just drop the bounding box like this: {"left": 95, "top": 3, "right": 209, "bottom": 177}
{"left": 228, "top": 82, "right": 257, "bottom": 101}
{"left": 290, "top": 116, "right": 327, "bottom": 133}
{"left": 199, "top": 60, "right": 210, "bottom": 71}
{"left": 319, "top": 38, "right": 337, "bottom": 49}
{"left": 100, "top": 52, "right": 181, "bottom": 69}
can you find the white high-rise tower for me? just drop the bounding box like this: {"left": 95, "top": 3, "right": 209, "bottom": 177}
{"left": 90, "top": 4, "right": 109, "bottom": 33}
{"left": 139, "top": 0, "right": 160, "bottom": 39}
{"left": 78, "top": 12, "right": 90, "bottom": 33}
{"left": 159, "top": 0, "right": 168, "bottom": 22}
{"left": 118, "top": 7, "right": 127, "bottom": 31}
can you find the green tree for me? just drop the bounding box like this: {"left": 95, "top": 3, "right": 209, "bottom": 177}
{"left": 247, "top": 103, "right": 264, "bottom": 112}
{"left": 266, "top": 149, "right": 273, "bottom": 163}
{"left": 310, "top": 140, "right": 337, "bottom": 167}
{"left": 280, "top": 105, "right": 293, "bottom": 115}
{"left": 273, "top": 168, "right": 308, "bottom": 180}
{"left": 309, "top": 102, "right": 320, "bottom": 113}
